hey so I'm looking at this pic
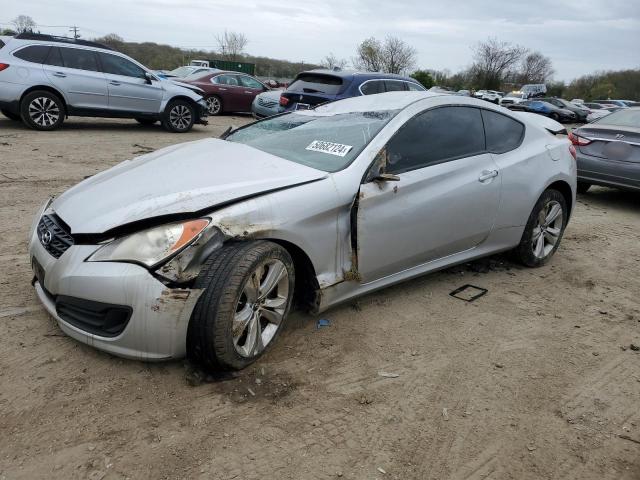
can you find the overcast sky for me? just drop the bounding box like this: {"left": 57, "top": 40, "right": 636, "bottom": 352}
{"left": 3, "top": 0, "right": 639, "bottom": 81}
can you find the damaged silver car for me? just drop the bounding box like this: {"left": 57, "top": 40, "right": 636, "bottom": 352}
{"left": 29, "top": 92, "right": 577, "bottom": 370}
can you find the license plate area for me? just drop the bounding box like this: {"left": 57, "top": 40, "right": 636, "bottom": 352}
{"left": 295, "top": 103, "right": 311, "bottom": 111}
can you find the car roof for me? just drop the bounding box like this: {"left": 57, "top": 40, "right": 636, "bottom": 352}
{"left": 299, "top": 69, "right": 417, "bottom": 82}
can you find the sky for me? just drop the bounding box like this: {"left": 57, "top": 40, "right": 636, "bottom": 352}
{"left": 2, "top": 0, "right": 639, "bottom": 81}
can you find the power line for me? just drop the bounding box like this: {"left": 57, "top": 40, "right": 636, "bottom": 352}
{"left": 69, "top": 25, "right": 79, "bottom": 39}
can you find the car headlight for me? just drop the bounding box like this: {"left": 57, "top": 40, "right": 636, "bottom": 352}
{"left": 87, "top": 219, "right": 210, "bottom": 268}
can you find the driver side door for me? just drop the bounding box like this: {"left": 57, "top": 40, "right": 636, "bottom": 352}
{"left": 355, "top": 106, "right": 502, "bottom": 283}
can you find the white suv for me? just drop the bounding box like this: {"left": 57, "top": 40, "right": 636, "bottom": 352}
{"left": 0, "top": 33, "right": 208, "bottom": 132}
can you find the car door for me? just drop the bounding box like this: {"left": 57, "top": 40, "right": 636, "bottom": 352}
{"left": 42, "top": 46, "right": 108, "bottom": 110}
{"left": 210, "top": 74, "right": 243, "bottom": 111}
{"left": 97, "top": 52, "right": 163, "bottom": 113}
{"left": 356, "top": 106, "right": 501, "bottom": 283}
{"left": 237, "top": 75, "right": 266, "bottom": 112}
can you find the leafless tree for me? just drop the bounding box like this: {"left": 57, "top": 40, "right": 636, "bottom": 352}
{"left": 470, "top": 37, "right": 527, "bottom": 89}
{"left": 215, "top": 30, "right": 248, "bottom": 61}
{"left": 353, "top": 36, "right": 416, "bottom": 74}
{"left": 12, "top": 15, "right": 36, "bottom": 34}
{"left": 320, "top": 53, "right": 348, "bottom": 70}
{"left": 518, "top": 52, "right": 554, "bottom": 84}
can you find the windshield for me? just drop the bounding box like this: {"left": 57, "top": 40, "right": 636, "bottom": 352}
{"left": 168, "top": 66, "right": 197, "bottom": 77}
{"left": 594, "top": 108, "right": 640, "bottom": 127}
{"left": 226, "top": 110, "right": 399, "bottom": 172}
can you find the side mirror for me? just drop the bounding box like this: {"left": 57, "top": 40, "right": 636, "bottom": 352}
{"left": 144, "top": 72, "right": 154, "bottom": 84}
{"left": 372, "top": 173, "right": 400, "bottom": 182}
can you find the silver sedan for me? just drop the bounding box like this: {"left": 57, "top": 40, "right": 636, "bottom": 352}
{"left": 29, "top": 92, "right": 576, "bottom": 370}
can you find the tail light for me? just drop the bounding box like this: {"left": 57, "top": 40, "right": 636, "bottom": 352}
{"left": 279, "top": 95, "right": 289, "bottom": 107}
{"left": 568, "top": 131, "right": 591, "bottom": 146}
{"left": 569, "top": 144, "right": 577, "bottom": 160}
{"left": 0, "top": 63, "right": 9, "bottom": 72}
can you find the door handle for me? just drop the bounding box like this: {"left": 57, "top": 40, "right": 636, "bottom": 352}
{"left": 52, "top": 72, "right": 66, "bottom": 78}
{"left": 218, "top": 88, "right": 227, "bottom": 91}
{"left": 244, "top": 91, "right": 252, "bottom": 94}
{"left": 109, "top": 81, "right": 121, "bottom": 86}
{"left": 478, "top": 170, "right": 499, "bottom": 182}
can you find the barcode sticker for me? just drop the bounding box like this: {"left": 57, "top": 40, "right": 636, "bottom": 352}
{"left": 306, "top": 140, "right": 353, "bottom": 157}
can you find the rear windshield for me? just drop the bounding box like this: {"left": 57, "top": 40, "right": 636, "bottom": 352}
{"left": 226, "top": 110, "right": 398, "bottom": 172}
{"left": 287, "top": 73, "right": 344, "bottom": 95}
{"left": 594, "top": 108, "right": 640, "bottom": 127}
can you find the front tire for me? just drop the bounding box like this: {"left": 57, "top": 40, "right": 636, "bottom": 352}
{"left": 162, "top": 99, "right": 195, "bottom": 133}
{"left": 20, "top": 90, "right": 65, "bottom": 131}
{"left": 1, "top": 109, "right": 20, "bottom": 121}
{"left": 187, "top": 241, "right": 295, "bottom": 371}
{"left": 514, "top": 189, "right": 567, "bottom": 268}
{"left": 577, "top": 182, "right": 591, "bottom": 194}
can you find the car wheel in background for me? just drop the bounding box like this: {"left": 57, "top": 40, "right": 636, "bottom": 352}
{"left": 135, "top": 117, "right": 157, "bottom": 125}
{"left": 205, "top": 95, "right": 222, "bottom": 116}
{"left": 162, "top": 99, "right": 195, "bottom": 133}
{"left": 577, "top": 182, "right": 591, "bottom": 194}
{"left": 20, "top": 90, "right": 65, "bottom": 131}
{"left": 514, "top": 189, "right": 568, "bottom": 268}
{"left": 1, "top": 109, "right": 21, "bottom": 121}
{"left": 187, "top": 241, "right": 295, "bottom": 371}
{"left": 551, "top": 112, "right": 560, "bottom": 122}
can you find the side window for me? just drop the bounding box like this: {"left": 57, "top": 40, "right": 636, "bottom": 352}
{"left": 44, "top": 47, "right": 64, "bottom": 67}
{"left": 360, "top": 80, "right": 384, "bottom": 95}
{"left": 59, "top": 47, "right": 99, "bottom": 72}
{"left": 384, "top": 80, "right": 406, "bottom": 92}
{"left": 385, "top": 106, "right": 486, "bottom": 174}
{"left": 481, "top": 110, "right": 524, "bottom": 154}
{"left": 239, "top": 75, "right": 263, "bottom": 89}
{"left": 406, "top": 82, "right": 425, "bottom": 91}
{"left": 13, "top": 45, "right": 51, "bottom": 64}
{"left": 213, "top": 74, "right": 239, "bottom": 86}
{"left": 98, "top": 53, "right": 146, "bottom": 78}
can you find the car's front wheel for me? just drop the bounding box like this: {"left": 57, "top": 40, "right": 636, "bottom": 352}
{"left": 187, "top": 241, "right": 295, "bottom": 371}
{"left": 514, "top": 189, "right": 568, "bottom": 267}
{"left": 162, "top": 99, "right": 195, "bottom": 133}
{"left": 1, "top": 109, "right": 20, "bottom": 121}
{"left": 20, "top": 90, "right": 65, "bottom": 131}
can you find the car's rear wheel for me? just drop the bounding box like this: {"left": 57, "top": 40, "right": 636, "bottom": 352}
{"left": 20, "top": 90, "right": 65, "bottom": 131}
{"left": 550, "top": 112, "right": 560, "bottom": 122}
{"left": 514, "top": 189, "right": 567, "bottom": 267}
{"left": 135, "top": 117, "right": 157, "bottom": 125}
{"left": 577, "top": 182, "right": 591, "bottom": 194}
{"left": 205, "top": 95, "right": 222, "bottom": 116}
{"left": 162, "top": 99, "right": 195, "bottom": 133}
{"left": 187, "top": 241, "right": 295, "bottom": 371}
{"left": 1, "top": 109, "right": 20, "bottom": 121}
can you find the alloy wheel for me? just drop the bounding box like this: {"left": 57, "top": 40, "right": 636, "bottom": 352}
{"left": 28, "top": 97, "right": 60, "bottom": 127}
{"left": 232, "top": 259, "right": 289, "bottom": 358}
{"left": 169, "top": 105, "right": 192, "bottom": 130}
{"left": 531, "top": 200, "right": 563, "bottom": 259}
{"left": 206, "top": 97, "right": 221, "bottom": 115}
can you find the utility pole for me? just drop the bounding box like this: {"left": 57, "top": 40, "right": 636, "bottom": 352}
{"left": 69, "top": 26, "right": 79, "bottom": 39}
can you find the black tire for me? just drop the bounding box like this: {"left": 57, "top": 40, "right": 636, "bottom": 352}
{"left": 1, "top": 109, "right": 20, "bottom": 121}
{"left": 135, "top": 117, "right": 157, "bottom": 125}
{"left": 161, "top": 99, "right": 195, "bottom": 133}
{"left": 513, "top": 189, "right": 568, "bottom": 268}
{"left": 577, "top": 182, "right": 591, "bottom": 194}
{"left": 205, "top": 95, "right": 222, "bottom": 116}
{"left": 550, "top": 112, "right": 560, "bottom": 122}
{"left": 187, "top": 241, "right": 295, "bottom": 371}
{"left": 20, "top": 90, "right": 65, "bottom": 131}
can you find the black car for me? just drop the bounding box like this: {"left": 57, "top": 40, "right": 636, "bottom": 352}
{"left": 507, "top": 100, "right": 577, "bottom": 123}
{"left": 539, "top": 98, "right": 589, "bottom": 122}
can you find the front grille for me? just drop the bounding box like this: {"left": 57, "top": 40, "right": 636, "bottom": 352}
{"left": 37, "top": 214, "right": 74, "bottom": 258}
{"left": 56, "top": 295, "right": 132, "bottom": 337}
{"left": 258, "top": 98, "right": 278, "bottom": 108}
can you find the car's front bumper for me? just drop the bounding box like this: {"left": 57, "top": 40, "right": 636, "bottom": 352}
{"left": 28, "top": 222, "right": 203, "bottom": 361}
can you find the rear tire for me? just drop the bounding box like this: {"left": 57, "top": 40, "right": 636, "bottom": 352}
{"left": 551, "top": 112, "right": 560, "bottom": 122}
{"left": 513, "top": 189, "right": 567, "bottom": 268}
{"left": 1, "top": 109, "right": 20, "bottom": 121}
{"left": 187, "top": 241, "right": 295, "bottom": 371}
{"left": 205, "top": 95, "right": 222, "bottom": 116}
{"left": 135, "top": 117, "right": 157, "bottom": 125}
{"left": 577, "top": 182, "right": 591, "bottom": 194}
{"left": 162, "top": 99, "right": 195, "bottom": 133}
{"left": 20, "top": 90, "right": 65, "bottom": 131}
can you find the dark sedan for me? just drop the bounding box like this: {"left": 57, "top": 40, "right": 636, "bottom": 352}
{"left": 181, "top": 71, "right": 269, "bottom": 115}
{"left": 570, "top": 107, "right": 640, "bottom": 193}
{"left": 539, "top": 98, "right": 589, "bottom": 122}
{"left": 507, "top": 100, "right": 577, "bottom": 123}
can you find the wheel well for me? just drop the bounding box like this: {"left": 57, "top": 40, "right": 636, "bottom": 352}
{"left": 547, "top": 180, "right": 573, "bottom": 218}
{"left": 167, "top": 95, "right": 199, "bottom": 110}
{"left": 268, "top": 239, "right": 320, "bottom": 312}
{"left": 20, "top": 86, "right": 68, "bottom": 115}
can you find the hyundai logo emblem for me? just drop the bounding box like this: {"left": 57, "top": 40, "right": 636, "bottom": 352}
{"left": 41, "top": 229, "right": 53, "bottom": 246}
{"left": 615, "top": 134, "right": 625, "bottom": 140}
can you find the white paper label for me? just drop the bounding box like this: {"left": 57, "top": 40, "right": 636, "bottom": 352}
{"left": 306, "top": 140, "right": 353, "bottom": 157}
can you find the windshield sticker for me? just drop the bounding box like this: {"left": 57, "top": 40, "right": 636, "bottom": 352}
{"left": 306, "top": 140, "right": 353, "bottom": 157}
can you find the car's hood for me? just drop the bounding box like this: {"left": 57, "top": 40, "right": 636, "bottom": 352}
{"left": 52, "top": 139, "right": 328, "bottom": 234}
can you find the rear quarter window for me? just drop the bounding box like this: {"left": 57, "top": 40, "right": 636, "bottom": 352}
{"left": 13, "top": 45, "right": 51, "bottom": 64}
{"left": 360, "top": 80, "right": 385, "bottom": 95}
{"left": 287, "top": 73, "right": 344, "bottom": 95}
{"left": 481, "top": 109, "right": 525, "bottom": 154}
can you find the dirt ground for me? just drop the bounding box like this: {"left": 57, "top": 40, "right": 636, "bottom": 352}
{"left": 0, "top": 115, "right": 639, "bottom": 480}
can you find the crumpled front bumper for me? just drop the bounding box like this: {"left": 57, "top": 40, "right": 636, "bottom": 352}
{"left": 28, "top": 222, "right": 203, "bottom": 361}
